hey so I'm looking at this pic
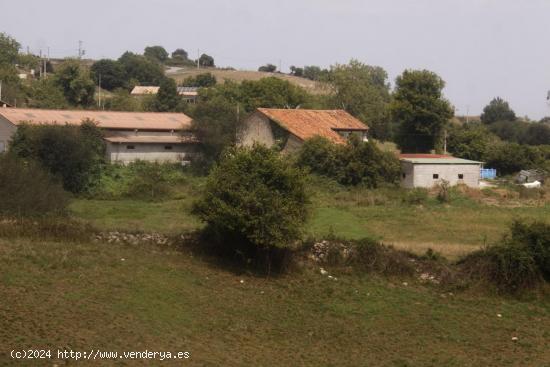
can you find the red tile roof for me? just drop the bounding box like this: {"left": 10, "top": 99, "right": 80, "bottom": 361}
{"left": 0, "top": 108, "right": 192, "bottom": 131}
{"left": 256, "top": 108, "right": 368, "bottom": 144}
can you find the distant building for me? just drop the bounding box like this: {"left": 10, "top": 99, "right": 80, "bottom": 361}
{"left": 130, "top": 86, "right": 160, "bottom": 95}
{"left": 399, "top": 154, "right": 482, "bottom": 188}
{"left": 177, "top": 87, "right": 199, "bottom": 103}
{"left": 0, "top": 108, "right": 199, "bottom": 164}
{"left": 238, "top": 108, "right": 369, "bottom": 153}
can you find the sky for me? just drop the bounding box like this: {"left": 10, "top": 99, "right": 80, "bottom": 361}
{"left": 1, "top": 0, "right": 550, "bottom": 120}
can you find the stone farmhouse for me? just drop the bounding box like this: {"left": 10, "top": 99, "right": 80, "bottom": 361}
{"left": 238, "top": 108, "right": 369, "bottom": 153}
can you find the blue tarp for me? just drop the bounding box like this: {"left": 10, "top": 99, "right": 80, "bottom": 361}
{"left": 481, "top": 168, "right": 497, "bottom": 179}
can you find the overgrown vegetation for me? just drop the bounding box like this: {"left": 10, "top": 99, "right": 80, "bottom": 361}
{"left": 193, "top": 145, "right": 309, "bottom": 270}
{"left": 9, "top": 121, "right": 105, "bottom": 193}
{"left": 296, "top": 136, "right": 400, "bottom": 187}
{"left": 0, "top": 155, "right": 68, "bottom": 217}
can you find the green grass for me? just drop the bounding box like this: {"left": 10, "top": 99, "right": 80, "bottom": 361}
{"left": 70, "top": 177, "right": 550, "bottom": 259}
{"left": 1, "top": 238, "right": 549, "bottom": 366}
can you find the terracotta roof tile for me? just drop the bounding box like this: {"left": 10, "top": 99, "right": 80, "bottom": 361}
{"left": 256, "top": 108, "right": 368, "bottom": 144}
{"left": 0, "top": 108, "right": 192, "bottom": 131}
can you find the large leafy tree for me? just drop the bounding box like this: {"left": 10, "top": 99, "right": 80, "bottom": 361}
{"left": 0, "top": 32, "right": 20, "bottom": 65}
{"left": 172, "top": 48, "right": 188, "bottom": 60}
{"left": 481, "top": 97, "right": 516, "bottom": 124}
{"left": 391, "top": 69, "right": 453, "bottom": 153}
{"left": 153, "top": 78, "right": 180, "bottom": 111}
{"left": 53, "top": 60, "right": 95, "bottom": 107}
{"left": 198, "top": 54, "right": 215, "bottom": 67}
{"left": 27, "top": 78, "right": 69, "bottom": 109}
{"left": 90, "top": 59, "right": 127, "bottom": 91}
{"left": 182, "top": 73, "right": 217, "bottom": 88}
{"left": 328, "top": 60, "right": 392, "bottom": 140}
{"left": 144, "top": 46, "right": 169, "bottom": 63}
{"left": 239, "top": 77, "right": 309, "bottom": 112}
{"left": 447, "top": 123, "right": 499, "bottom": 161}
{"left": 118, "top": 52, "right": 165, "bottom": 85}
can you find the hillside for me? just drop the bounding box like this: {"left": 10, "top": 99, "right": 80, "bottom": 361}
{"left": 167, "top": 66, "right": 330, "bottom": 95}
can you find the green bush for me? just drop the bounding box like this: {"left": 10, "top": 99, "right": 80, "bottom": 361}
{"left": 297, "top": 136, "right": 400, "bottom": 188}
{"left": 460, "top": 220, "right": 550, "bottom": 293}
{"left": 9, "top": 120, "right": 105, "bottom": 193}
{"left": 0, "top": 155, "right": 68, "bottom": 217}
{"left": 193, "top": 145, "right": 309, "bottom": 251}
{"left": 402, "top": 188, "right": 429, "bottom": 205}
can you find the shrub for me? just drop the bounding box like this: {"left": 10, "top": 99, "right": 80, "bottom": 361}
{"left": 436, "top": 180, "right": 451, "bottom": 203}
{"left": 9, "top": 120, "right": 105, "bottom": 193}
{"left": 403, "top": 188, "right": 429, "bottom": 205}
{"left": 0, "top": 155, "right": 68, "bottom": 217}
{"left": 459, "top": 220, "right": 550, "bottom": 293}
{"left": 193, "top": 145, "right": 309, "bottom": 253}
{"left": 126, "top": 161, "right": 172, "bottom": 200}
{"left": 297, "top": 135, "right": 400, "bottom": 188}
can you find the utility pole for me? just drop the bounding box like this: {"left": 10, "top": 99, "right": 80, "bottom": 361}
{"left": 443, "top": 129, "right": 447, "bottom": 155}
{"left": 98, "top": 74, "right": 101, "bottom": 108}
{"left": 197, "top": 49, "right": 200, "bottom": 69}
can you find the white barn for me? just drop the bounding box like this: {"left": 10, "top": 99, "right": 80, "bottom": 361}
{"left": 0, "top": 108, "right": 199, "bottom": 164}
{"left": 400, "top": 154, "right": 482, "bottom": 189}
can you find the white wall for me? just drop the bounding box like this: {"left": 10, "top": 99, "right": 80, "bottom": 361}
{"left": 0, "top": 116, "right": 16, "bottom": 153}
{"left": 106, "top": 142, "right": 199, "bottom": 164}
{"left": 401, "top": 163, "right": 481, "bottom": 188}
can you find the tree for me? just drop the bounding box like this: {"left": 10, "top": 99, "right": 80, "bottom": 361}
{"left": 172, "top": 48, "right": 188, "bottom": 60}
{"left": 0, "top": 64, "right": 22, "bottom": 105}
{"left": 90, "top": 59, "right": 127, "bottom": 91}
{"left": 192, "top": 144, "right": 309, "bottom": 250}
{"left": 523, "top": 123, "right": 550, "bottom": 146}
{"left": 303, "top": 65, "right": 329, "bottom": 81}
{"left": 118, "top": 52, "right": 165, "bottom": 85}
{"left": 9, "top": 121, "right": 106, "bottom": 193}
{"left": 144, "top": 45, "right": 169, "bottom": 63}
{"left": 182, "top": 73, "right": 217, "bottom": 88}
{"left": 391, "top": 69, "right": 453, "bottom": 153}
{"left": 447, "top": 123, "right": 498, "bottom": 161}
{"left": 480, "top": 97, "right": 516, "bottom": 124}
{"left": 199, "top": 54, "right": 215, "bottom": 67}
{"left": 26, "top": 78, "right": 69, "bottom": 109}
{"left": 239, "top": 77, "right": 310, "bottom": 112}
{"left": 190, "top": 97, "right": 239, "bottom": 167}
{"left": 328, "top": 60, "right": 392, "bottom": 140}
{"left": 289, "top": 66, "right": 304, "bottom": 77}
{"left": 258, "top": 64, "right": 277, "bottom": 72}
{"left": 53, "top": 60, "right": 96, "bottom": 107}
{"left": 0, "top": 32, "right": 20, "bottom": 65}
{"left": 104, "top": 88, "right": 142, "bottom": 111}
{"left": 153, "top": 78, "right": 180, "bottom": 111}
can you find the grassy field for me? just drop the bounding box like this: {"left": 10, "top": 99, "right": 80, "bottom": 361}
{"left": 167, "top": 67, "right": 329, "bottom": 95}
{"left": 1, "top": 237, "right": 549, "bottom": 366}
{"left": 70, "top": 177, "right": 550, "bottom": 259}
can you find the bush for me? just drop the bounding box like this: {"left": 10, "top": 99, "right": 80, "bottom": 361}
{"left": 0, "top": 155, "right": 68, "bottom": 217}
{"left": 193, "top": 145, "right": 309, "bottom": 253}
{"left": 403, "top": 188, "right": 429, "bottom": 205}
{"left": 459, "top": 220, "right": 550, "bottom": 293}
{"left": 297, "top": 136, "right": 400, "bottom": 188}
{"left": 436, "top": 180, "right": 451, "bottom": 203}
{"left": 9, "top": 121, "right": 105, "bottom": 193}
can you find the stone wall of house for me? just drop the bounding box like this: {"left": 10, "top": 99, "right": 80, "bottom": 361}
{"left": 237, "top": 113, "right": 276, "bottom": 148}
{"left": 0, "top": 116, "right": 16, "bottom": 153}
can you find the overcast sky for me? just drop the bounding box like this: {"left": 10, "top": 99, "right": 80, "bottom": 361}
{"left": 2, "top": 0, "right": 550, "bottom": 119}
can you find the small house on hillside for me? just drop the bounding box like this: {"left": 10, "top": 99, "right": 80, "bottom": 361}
{"left": 238, "top": 108, "right": 369, "bottom": 153}
{"left": 176, "top": 87, "right": 199, "bottom": 103}
{"left": 0, "top": 108, "right": 199, "bottom": 164}
{"left": 400, "top": 154, "right": 482, "bottom": 188}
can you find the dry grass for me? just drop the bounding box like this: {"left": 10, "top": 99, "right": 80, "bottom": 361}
{"left": 169, "top": 67, "right": 330, "bottom": 95}
{"left": 1, "top": 237, "right": 549, "bottom": 366}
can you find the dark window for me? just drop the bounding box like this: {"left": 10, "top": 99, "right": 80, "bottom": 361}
{"left": 433, "top": 174, "right": 439, "bottom": 179}
{"left": 458, "top": 174, "right": 464, "bottom": 179}
{"left": 164, "top": 145, "right": 173, "bottom": 150}
{"left": 402, "top": 173, "right": 406, "bottom": 179}
{"left": 126, "top": 145, "right": 135, "bottom": 150}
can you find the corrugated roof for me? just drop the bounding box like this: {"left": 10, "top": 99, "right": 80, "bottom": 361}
{"left": 256, "top": 108, "right": 368, "bottom": 144}
{"left": 131, "top": 86, "right": 160, "bottom": 95}
{"left": 0, "top": 108, "right": 192, "bottom": 131}
{"left": 103, "top": 135, "right": 198, "bottom": 144}
{"left": 399, "top": 153, "right": 482, "bottom": 164}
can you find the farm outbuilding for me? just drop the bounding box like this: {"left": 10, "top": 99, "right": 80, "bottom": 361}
{"left": 238, "top": 108, "right": 369, "bottom": 153}
{"left": 0, "top": 108, "right": 199, "bottom": 164}
{"left": 400, "top": 154, "right": 482, "bottom": 188}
